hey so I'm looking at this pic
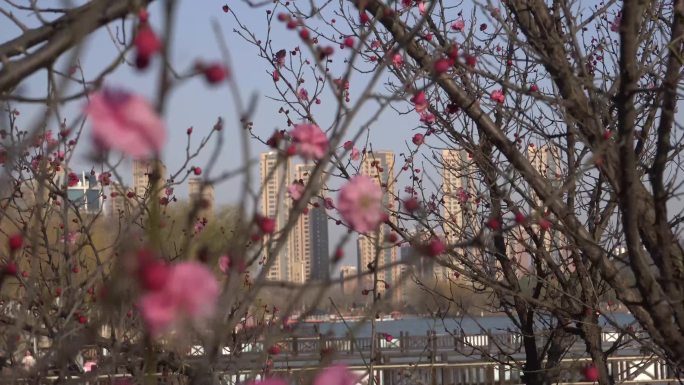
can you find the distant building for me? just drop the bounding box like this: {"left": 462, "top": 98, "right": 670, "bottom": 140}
{"left": 132, "top": 159, "right": 166, "bottom": 199}
{"left": 502, "top": 142, "right": 566, "bottom": 276}
{"left": 289, "top": 163, "right": 329, "bottom": 283}
{"left": 356, "top": 150, "right": 401, "bottom": 301}
{"left": 400, "top": 242, "right": 436, "bottom": 281}
{"left": 260, "top": 152, "right": 292, "bottom": 281}
{"left": 188, "top": 177, "right": 215, "bottom": 218}
{"left": 108, "top": 182, "right": 133, "bottom": 218}
{"left": 64, "top": 171, "right": 105, "bottom": 214}
{"left": 339, "top": 265, "right": 358, "bottom": 295}
{"left": 441, "top": 149, "right": 478, "bottom": 242}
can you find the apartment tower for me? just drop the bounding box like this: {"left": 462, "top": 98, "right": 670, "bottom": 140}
{"left": 188, "top": 177, "right": 215, "bottom": 219}
{"left": 356, "top": 151, "right": 401, "bottom": 301}
{"left": 132, "top": 159, "right": 167, "bottom": 198}
{"left": 288, "top": 163, "right": 330, "bottom": 283}
{"left": 260, "top": 152, "right": 292, "bottom": 281}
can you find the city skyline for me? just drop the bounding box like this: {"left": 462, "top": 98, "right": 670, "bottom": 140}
{"left": 259, "top": 153, "right": 333, "bottom": 284}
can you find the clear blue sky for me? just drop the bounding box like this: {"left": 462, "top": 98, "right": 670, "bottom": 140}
{"left": 1, "top": 1, "right": 419, "bottom": 200}
{"left": 0, "top": 1, "right": 422, "bottom": 267}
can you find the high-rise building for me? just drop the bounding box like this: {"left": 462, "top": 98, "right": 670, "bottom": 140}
{"left": 513, "top": 142, "right": 566, "bottom": 271}
{"left": 260, "top": 152, "right": 292, "bottom": 281}
{"left": 527, "top": 142, "right": 562, "bottom": 233}
{"left": 441, "top": 149, "right": 477, "bottom": 242}
{"left": 188, "top": 177, "right": 215, "bottom": 218}
{"left": 108, "top": 182, "right": 132, "bottom": 217}
{"left": 288, "top": 163, "right": 330, "bottom": 283}
{"left": 339, "top": 265, "right": 358, "bottom": 295}
{"left": 527, "top": 143, "right": 562, "bottom": 203}
{"left": 356, "top": 151, "right": 401, "bottom": 301}
{"left": 132, "top": 159, "right": 167, "bottom": 199}
{"left": 440, "top": 149, "right": 480, "bottom": 280}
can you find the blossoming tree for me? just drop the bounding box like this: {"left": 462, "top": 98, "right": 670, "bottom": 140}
{"left": 1, "top": 0, "right": 684, "bottom": 385}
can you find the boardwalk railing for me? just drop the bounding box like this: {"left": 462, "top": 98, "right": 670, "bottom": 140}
{"left": 3, "top": 356, "right": 677, "bottom": 385}
{"left": 213, "top": 330, "right": 647, "bottom": 359}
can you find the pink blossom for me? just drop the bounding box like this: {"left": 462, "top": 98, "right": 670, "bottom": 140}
{"left": 139, "top": 292, "right": 176, "bottom": 336}
{"left": 324, "top": 197, "right": 335, "bottom": 209}
{"left": 337, "top": 175, "right": 385, "bottom": 233}
{"left": 392, "top": 53, "right": 404, "bottom": 67}
{"left": 218, "top": 255, "right": 230, "bottom": 273}
{"left": 60, "top": 232, "right": 79, "bottom": 245}
{"left": 67, "top": 172, "right": 79, "bottom": 187}
{"left": 313, "top": 365, "right": 358, "bottom": 385}
{"left": 297, "top": 88, "right": 309, "bottom": 101}
{"left": 418, "top": 1, "right": 426, "bottom": 15}
{"left": 193, "top": 219, "right": 206, "bottom": 234}
{"left": 610, "top": 13, "right": 621, "bottom": 32}
{"left": 45, "top": 131, "right": 58, "bottom": 147}
{"left": 350, "top": 147, "right": 360, "bottom": 161}
{"left": 426, "top": 237, "right": 446, "bottom": 257}
{"left": 288, "top": 182, "right": 305, "bottom": 200}
{"left": 411, "top": 91, "right": 428, "bottom": 113}
{"left": 419, "top": 112, "right": 435, "bottom": 124}
{"left": 455, "top": 188, "right": 469, "bottom": 203}
{"left": 139, "top": 261, "right": 219, "bottom": 336}
{"left": 290, "top": 123, "right": 329, "bottom": 160}
{"left": 98, "top": 172, "right": 112, "bottom": 186}
{"left": 434, "top": 58, "right": 452, "bottom": 74}
{"left": 452, "top": 19, "right": 465, "bottom": 31}
{"left": 490, "top": 90, "right": 505, "bottom": 104}
{"left": 85, "top": 88, "right": 165, "bottom": 158}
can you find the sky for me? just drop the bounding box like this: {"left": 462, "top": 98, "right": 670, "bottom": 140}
{"left": 1, "top": 0, "right": 420, "bottom": 196}
{"left": 4, "top": 0, "right": 661, "bottom": 268}
{"left": 0, "top": 1, "right": 422, "bottom": 268}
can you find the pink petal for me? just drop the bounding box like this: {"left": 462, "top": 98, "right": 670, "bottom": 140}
{"left": 314, "top": 365, "right": 359, "bottom": 385}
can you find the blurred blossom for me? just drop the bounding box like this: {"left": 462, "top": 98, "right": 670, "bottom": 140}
{"left": 139, "top": 261, "right": 219, "bottom": 336}
{"left": 338, "top": 176, "right": 386, "bottom": 233}
{"left": 290, "top": 123, "right": 328, "bottom": 160}
{"left": 85, "top": 88, "right": 166, "bottom": 158}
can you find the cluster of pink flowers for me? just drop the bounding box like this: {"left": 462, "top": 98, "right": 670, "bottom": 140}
{"left": 411, "top": 91, "right": 428, "bottom": 113}
{"left": 297, "top": 88, "right": 309, "bottom": 101}
{"left": 67, "top": 172, "right": 80, "bottom": 187}
{"left": 97, "top": 172, "right": 112, "bottom": 186}
{"left": 343, "top": 140, "right": 360, "bottom": 161}
{"left": 490, "top": 90, "right": 505, "bottom": 104}
{"left": 136, "top": 253, "right": 219, "bottom": 336}
{"left": 290, "top": 123, "right": 328, "bottom": 160}
{"left": 392, "top": 53, "right": 404, "bottom": 67}
{"left": 337, "top": 175, "right": 386, "bottom": 233}
{"left": 452, "top": 19, "right": 465, "bottom": 31}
